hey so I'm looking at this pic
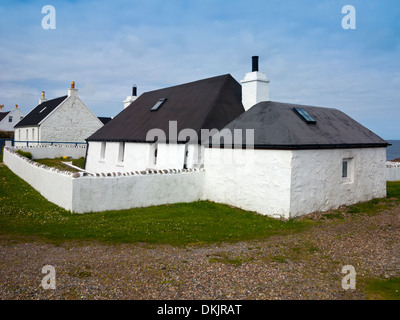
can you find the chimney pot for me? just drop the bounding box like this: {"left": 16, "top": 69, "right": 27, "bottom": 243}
{"left": 71, "top": 81, "right": 75, "bottom": 89}
{"left": 42, "top": 91, "right": 45, "bottom": 99}
{"left": 252, "top": 56, "right": 259, "bottom": 72}
{"left": 15, "top": 104, "right": 18, "bottom": 109}
{"left": 132, "top": 86, "right": 137, "bottom": 97}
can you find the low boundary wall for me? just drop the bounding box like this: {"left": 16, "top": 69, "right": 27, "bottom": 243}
{"left": 386, "top": 162, "right": 400, "bottom": 181}
{"left": 13, "top": 145, "right": 87, "bottom": 160}
{"left": 3, "top": 147, "right": 205, "bottom": 213}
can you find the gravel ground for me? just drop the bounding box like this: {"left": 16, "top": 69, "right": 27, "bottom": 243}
{"left": 1, "top": 206, "right": 399, "bottom": 300}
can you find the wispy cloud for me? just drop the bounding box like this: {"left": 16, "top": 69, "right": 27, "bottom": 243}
{"left": 0, "top": 0, "right": 399, "bottom": 138}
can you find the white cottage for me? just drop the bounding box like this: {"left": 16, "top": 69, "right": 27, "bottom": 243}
{"left": 85, "top": 56, "right": 388, "bottom": 218}
{"left": 85, "top": 74, "right": 245, "bottom": 172}
{"left": 14, "top": 82, "right": 104, "bottom": 146}
{"left": 0, "top": 105, "right": 25, "bottom": 132}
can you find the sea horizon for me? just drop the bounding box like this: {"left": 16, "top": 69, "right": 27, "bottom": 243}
{"left": 387, "top": 140, "right": 400, "bottom": 160}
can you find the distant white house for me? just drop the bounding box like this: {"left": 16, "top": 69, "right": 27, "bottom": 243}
{"left": 14, "top": 82, "right": 104, "bottom": 146}
{"left": 0, "top": 105, "right": 25, "bottom": 132}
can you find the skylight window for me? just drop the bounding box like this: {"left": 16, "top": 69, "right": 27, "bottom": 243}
{"left": 293, "top": 107, "right": 316, "bottom": 124}
{"left": 39, "top": 107, "right": 47, "bottom": 113}
{"left": 151, "top": 98, "right": 167, "bottom": 111}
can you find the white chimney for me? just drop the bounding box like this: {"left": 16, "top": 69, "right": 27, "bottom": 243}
{"left": 39, "top": 91, "right": 47, "bottom": 104}
{"left": 123, "top": 86, "right": 138, "bottom": 109}
{"left": 68, "top": 81, "right": 78, "bottom": 97}
{"left": 241, "top": 56, "right": 270, "bottom": 111}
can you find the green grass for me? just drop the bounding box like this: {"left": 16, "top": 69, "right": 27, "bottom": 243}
{"left": 0, "top": 165, "right": 316, "bottom": 246}
{"left": 16, "top": 150, "right": 32, "bottom": 159}
{"left": 34, "top": 157, "right": 83, "bottom": 172}
{"left": 363, "top": 277, "right": 400, "bottom": 300}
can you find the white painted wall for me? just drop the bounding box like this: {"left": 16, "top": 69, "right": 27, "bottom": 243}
{"left": 13, "top": 145, "right": 86, "bottom": 160}
{"left": 290, "top": 148, "right": 387, "bottom": 217}
{"left": 86, "top": 141, "right": 203, "bottom": 173}
{"left": 0, "top": 108, "right": 25, "bottom": 131}
{"left": 386, "top": 162, "right": 400, "bottom": 181}
{"left": 240, "top": 71, "right": 270, "bottom": 111}
{"left": 39, "top": 95, "right": 103, "bottom": 143}
{"left": 72, "top": 169, "right": 204, "bottom": 213}
{"left": 4, "top": 147, "right": 204, "bottom": 214}
{"left": 3, "top": 147, "right": 74, "bottom": 211}
{"left": 204, "top": 147, "right": 293, "bottom": 219}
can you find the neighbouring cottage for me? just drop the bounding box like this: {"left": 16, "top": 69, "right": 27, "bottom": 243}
{"left": 0, "top": 104, "right": 25, "bottom": 132}
{"left": 14, "top": 82, "right": 104, "bottom": 146}
{"left": 85, "top": 56, "right": 389, "bottom": 218}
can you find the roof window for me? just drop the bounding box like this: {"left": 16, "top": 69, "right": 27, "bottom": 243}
{"left": 151, "top": 98, "right": 167, "bottom": 111}
{"left": 293, "top": 107, "right": 316, "bottom": 124}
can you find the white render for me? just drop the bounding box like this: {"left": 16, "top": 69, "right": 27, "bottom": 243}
{"left": 203, "top": 146, "right": 387, "bottom": 219}
{"left": 241, "top": 71, "right": 270, "bottom": 111}
{"left": 0, "top": 107, "right": 25, "bottom": 131}
{"left": 15, "top": 86, "right": 103, "bottom": 146}
{"left": 123, "top": 95, "right": 137, "bottom": 109}
{"left": 204, "top": 148, "right": 292, "bottom": 218}
{"left": 4, "top": 145, "right": 388, "bottom": 217}
{"left": 12, "top": 145, "right": 86, "bottom": 160}
{"left": 4, "top": 147, "right": 204, "bottom": 213}
{"left": 290, "top": 148, "right": 387, "bottom": 217}
{"left": 86, "top": 141, "right": 203, "bottom": 173}
{"left": 386, "top": 162, "right": 400, "bottom": 181}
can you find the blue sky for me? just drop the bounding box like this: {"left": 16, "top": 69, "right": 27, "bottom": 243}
{"left": 1, "top": 0, "right": 399, "bottom": 138}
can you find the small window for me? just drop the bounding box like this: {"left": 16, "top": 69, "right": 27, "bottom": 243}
{"left": 342, "top": 158, "right": 353, "bottom": 183}
{"left": 151, "top": 98, "right": 167, "bottom": 111}
{"left": 100, "top": 142, "right": 106, "bottom": 160}
{"left": 293, "top": 107, "right": 316, "bottom": 124}
{"left": 8, "top": 116, "right": 12, "bottom": 122}
{"left": 342, "top": 160, "right": 348, "bottom": 178}
{"left": 118, "top": 142, "right": 125, "bottom": 163}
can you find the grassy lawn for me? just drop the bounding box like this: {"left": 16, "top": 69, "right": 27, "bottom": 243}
{"left": 0, "top": 164, "right": 319, "bottom": 245}
{"left": 1, "top": 162, "right": 399, "bottom": 246}
{"left": 33, "top": 157, "right": 85, "bottom": 172}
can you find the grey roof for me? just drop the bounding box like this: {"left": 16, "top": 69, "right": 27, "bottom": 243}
{"left": 87, "top": 74, "right": 245, "bottom": 142}
{"left": 15, "top": 96, "right": 68, "bottom": 128}
{"left": 210, "top": 101, "right": 388, "bottom": 149}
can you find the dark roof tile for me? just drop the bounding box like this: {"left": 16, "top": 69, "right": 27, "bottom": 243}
{"left": 87, "top": 74, "right": 245, "bottom": 142}
{"left": 214, "top": 101, "right": 388, "bottom": 149}
{"left": 15, "top": 96, "right": 68, "bottom": 127}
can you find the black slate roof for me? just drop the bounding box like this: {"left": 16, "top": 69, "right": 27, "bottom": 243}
{"left": 87, "top": 74, "right": 245, "bottom": 142}
{"left": 0, "top": 111, "right": 10, "bottom": 122}
{"left": 210, "top": 101, "right": 388, "bottom": 149}
{"left": 14, "top": 96, "right": 68, "bottom": 128}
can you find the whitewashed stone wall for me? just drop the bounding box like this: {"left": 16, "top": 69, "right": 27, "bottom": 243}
{"left": 86, "top": 141, "right": 202, "bottom": 173}
{"left": 12, "top": 145, "right": 86, "bottom": 160}
{"left": 0, "top": 108, "right": 25, "bottom": 131}
{"left": 203, "top": 148, "right": 293, "bottom": 219}
{"left": 39, "top": 95, "right": 103, "bottom": 143}
{"left": 386, "top": 162, "right": 400, "bottom": 181}
{"left": 290, "top": 148, "right": 387, "bottom": 217}
{"left": 4, "top": 147, "right": 204, "bottom": 214}
{"left": 3, "top": 147, "right": 74, "bottom": 211}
